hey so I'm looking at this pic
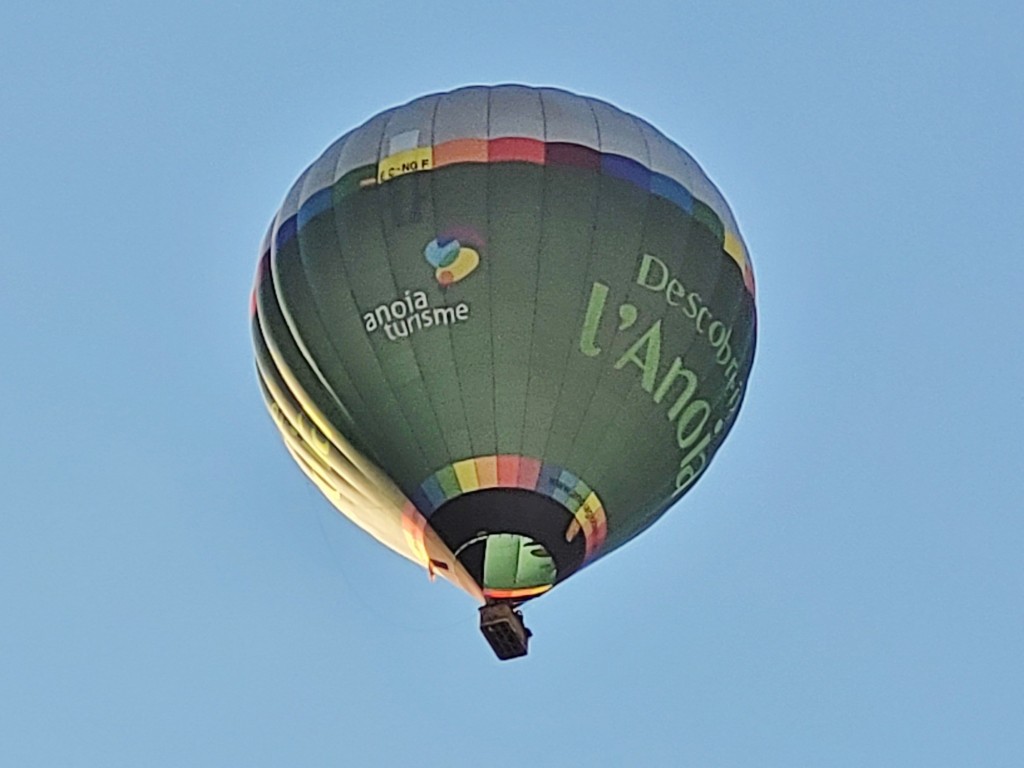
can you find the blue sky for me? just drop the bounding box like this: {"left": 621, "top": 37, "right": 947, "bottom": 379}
{"left": 2, "top": 2, "right": 1022, "bottom": 766}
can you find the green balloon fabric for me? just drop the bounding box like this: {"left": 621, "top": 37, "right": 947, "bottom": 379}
{"left": 252, "top": 85, "right": 756, "bottom": 602}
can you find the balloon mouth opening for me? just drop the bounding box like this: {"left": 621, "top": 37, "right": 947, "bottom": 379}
{"left": 428, "top": 488, "right": 587, "bottom": 600}
{"left": 454, "top": 533, "right": 557, "bottom": 600}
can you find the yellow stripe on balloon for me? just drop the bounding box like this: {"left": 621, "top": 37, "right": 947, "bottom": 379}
{"left": 453, "top": 458, "right": 480, "bottom": 492}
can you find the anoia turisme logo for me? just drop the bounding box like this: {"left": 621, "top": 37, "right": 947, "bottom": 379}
{"left": 361, "top": 230, "right": 483, "bottom": 341}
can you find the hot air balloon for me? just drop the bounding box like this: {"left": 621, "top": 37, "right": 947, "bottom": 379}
{"left": 251, "top": 85, "right": 756, "bottom": 659}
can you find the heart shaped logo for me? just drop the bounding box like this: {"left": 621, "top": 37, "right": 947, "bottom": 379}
{"left": 424, "top": 238, "right": 461, "bottom": 268}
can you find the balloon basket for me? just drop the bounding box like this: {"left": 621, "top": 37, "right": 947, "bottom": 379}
{"left": 479, "top": 602, "right": 532, "bottom": 660}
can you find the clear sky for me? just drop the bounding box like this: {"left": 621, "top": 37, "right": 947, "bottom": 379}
{"left": 2, "top": 2, "right": 1022, "bottom": 766}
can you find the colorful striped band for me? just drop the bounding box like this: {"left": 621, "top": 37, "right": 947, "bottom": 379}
{"left": 399, "top": 454, "right": 609, "bottom": 567}
{"left": 271, "top": 138, "right": 755, "bottom": 298}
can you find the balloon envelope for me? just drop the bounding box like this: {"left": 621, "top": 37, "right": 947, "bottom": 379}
{"left": 252, "top": 85, "right": 756, "bottom": 605}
